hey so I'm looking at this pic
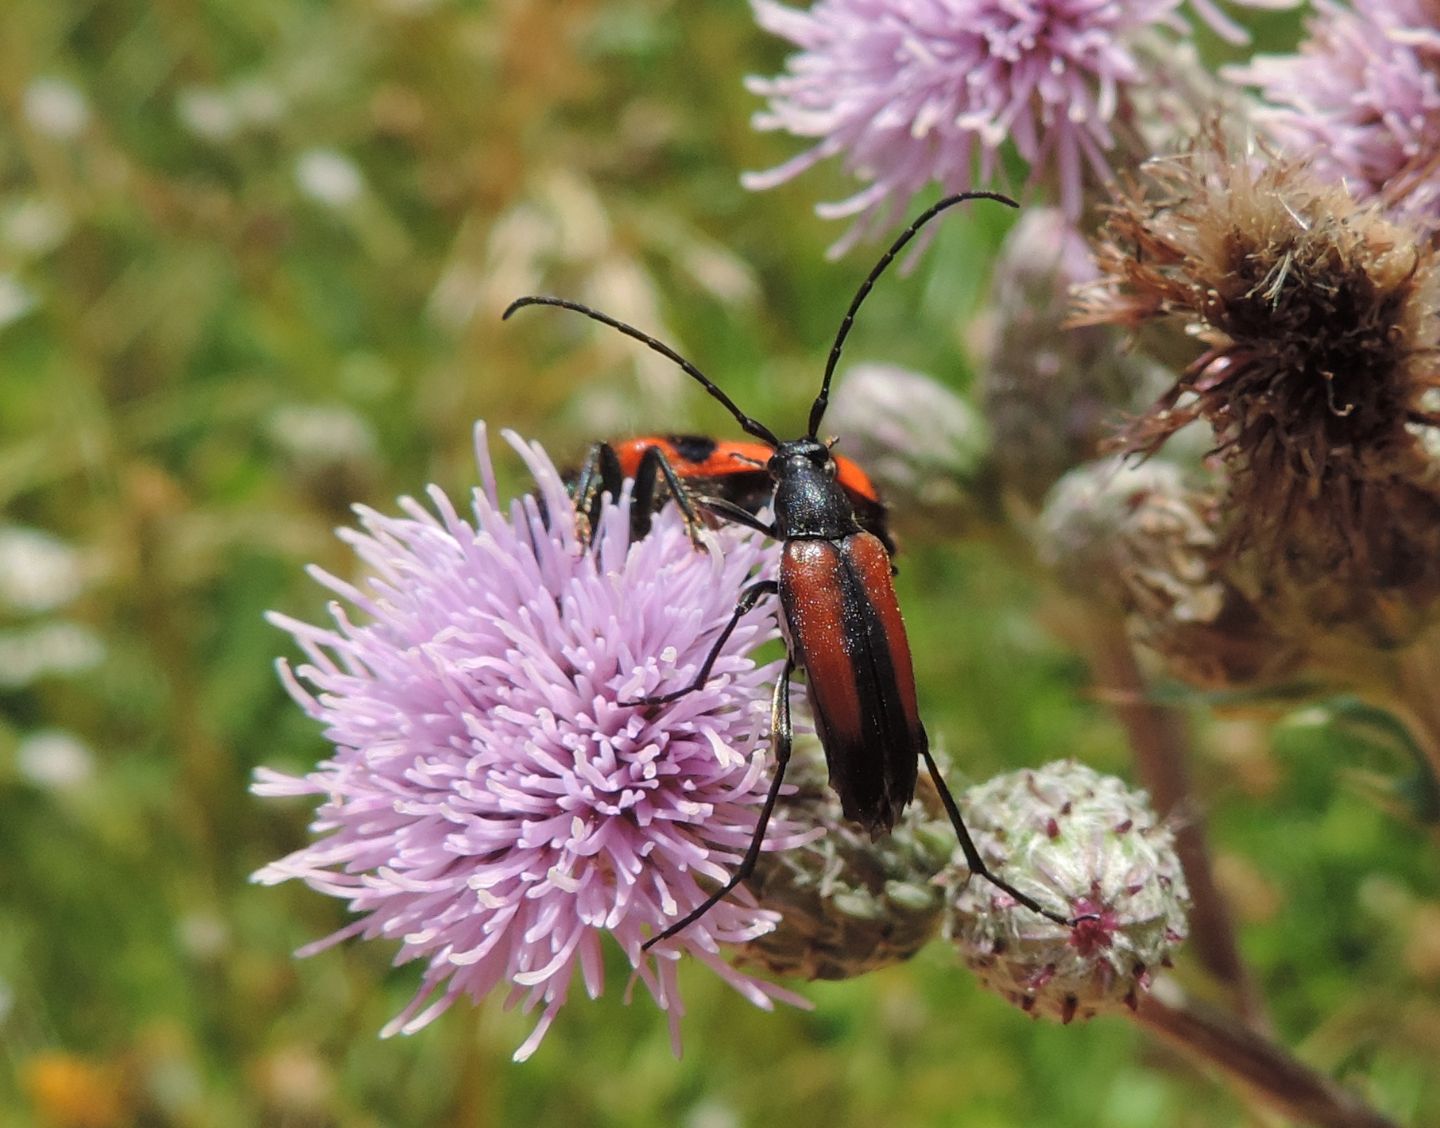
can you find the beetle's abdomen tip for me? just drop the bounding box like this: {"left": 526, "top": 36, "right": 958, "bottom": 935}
{"left": 840, "top": 797, "right": 908, "bottom": 839}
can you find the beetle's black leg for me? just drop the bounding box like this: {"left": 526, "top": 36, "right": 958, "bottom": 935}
{"left": 621, "top": 579, "right": 779, "bottom": 707}
{"left": 920, "top": 746, "right": 1076, "bottom": 928}
{"left": 574, "top": 444, "right": 710, "bottom": 547}
{"left": 694, "top": 495, "right": 777, "bottom": 538}
{"left": 635, "top": 446, "right": 709, "bottom": 548}
{"left": 571, "top": 442, "right": 625, "bottom": 547}
{"left": 643, "top": 655, "right": 796, "bottom": 951}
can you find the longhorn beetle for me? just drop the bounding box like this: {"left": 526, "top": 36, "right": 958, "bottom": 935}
{"left": 571, "top": 433, "right": 895, "bottom": 553}
{"left": 505, "top": 192, "right": 1074, "bottom": 950}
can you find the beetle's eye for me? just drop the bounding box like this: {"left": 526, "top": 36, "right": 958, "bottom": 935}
{"left": 824, "top": 457, "right": 837, "bottom": 478}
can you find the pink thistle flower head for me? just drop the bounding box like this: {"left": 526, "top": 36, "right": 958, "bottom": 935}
{"left": 742, "top": 0, "right": 1271, "bottom": 252}
{"left": 1230, "top": 0, "right": 1440, "bottom": 233}
{"left": 253, "top": 425, "right": 806, "bottom": 1062}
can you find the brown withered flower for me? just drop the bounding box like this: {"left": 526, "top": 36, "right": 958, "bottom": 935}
{"left": 1078, "top": 142, "right": 1440, "bottom": 644}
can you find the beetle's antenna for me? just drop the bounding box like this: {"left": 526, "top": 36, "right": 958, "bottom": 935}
{"left": 808, "top": 191, "right": 1019, "bottom": 438}
{"left": 504, "top": 296, "right": 782, "bottom": 448}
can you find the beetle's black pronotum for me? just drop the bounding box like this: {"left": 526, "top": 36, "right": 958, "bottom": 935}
{"left": 505, "top": 193, "right": 1074, "bottom": 950}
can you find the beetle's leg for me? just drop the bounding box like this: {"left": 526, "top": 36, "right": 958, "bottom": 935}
{"left": 694, "top": 495, "right": 777, "bottom": 538}
{"left": 635, "top": 445, "right": 709, "bottom": 548}
{"left": 643, "top": 655, "right": 796, "bottom": 951}
{"left": 921, "top": 747, "right": 1078, "bottom": 929}
{"left": 621, "top": 579, "right": 779, "bottom": 707}
{"left": 571, "top": 442, "right": 624, "bottom": 547}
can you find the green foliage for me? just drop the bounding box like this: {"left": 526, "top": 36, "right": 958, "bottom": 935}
{"left": 1, "top": 2, "right": 1436, "bottom": 1126}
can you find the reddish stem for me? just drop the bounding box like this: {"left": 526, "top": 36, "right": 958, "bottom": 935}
{"left": 1133, "top": 985, "right": 1398, "bottom": 1128}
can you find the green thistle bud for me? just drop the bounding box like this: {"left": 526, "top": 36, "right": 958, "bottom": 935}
{"left": 738, "top": 749, "right": 953, "bottom": 980}
{"left": 947, "top": 760, "right": 1190, "bottom": 1023}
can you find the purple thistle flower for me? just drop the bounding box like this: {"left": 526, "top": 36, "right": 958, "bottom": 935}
{"left": 253, "top": 424, "right": 807, "bottom": 1061}
{"left": 743, "top": 0, "right": 1265, "bottom": 251}
{"left": 1229, "top": 0, "right": 1440, "bottom": 232}
{"left": 743, "top": 0, "right": 1296, "bottom": 249}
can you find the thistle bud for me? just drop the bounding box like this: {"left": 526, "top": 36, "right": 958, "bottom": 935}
{"left": 1037, "top": 458, "right": 1307, "bottom": 690}
{"left": 738, "top": 749, "right": 953, "bottom": 980}
{"left": 975, "top": 208, "right": 1168, "bottom": 505}
{"left": 947, "top": 760, "right": 1190, "bottom": 1023}
{"left": 1036, "top": 457, "right": 1187, "bottom": 609}
{"left": 826, "top": 364, "right": 994, "bottom": 540}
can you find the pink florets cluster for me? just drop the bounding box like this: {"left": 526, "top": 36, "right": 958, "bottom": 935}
{"left": 1231, "top": 0, "right": 1440, "bottom": 231}
{"left": 254, "top": 425, "right": 803, "bottom": 1061}
{"left": 743, "top": 0, "right": 1257, "bottom": 251}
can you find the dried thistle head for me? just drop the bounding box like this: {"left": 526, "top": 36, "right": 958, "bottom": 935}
{"left": 1078, "top": 140, "right": 1440, "bottom": 642}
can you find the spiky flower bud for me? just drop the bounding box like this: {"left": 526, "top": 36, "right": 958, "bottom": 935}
{"left": 947, "top": 760, "right": 1190, "bottom": 1023}
{"left": 976, "top": 208, "right": 1169, "bottom": 505}
{"left": 738, "top": 748, "right": 953, "bottom": 980}
{"left": 1037, "top": 458, "right": 1306, "bottom": 690}
{"left": 1036, "top": 457, "right": 1187, "bottom": 608}
{"left": 826, "top": 364, "right": 995, "bottom": 540}
{"left": 1078, "top": 139, "right": 1440, "bottom": 645}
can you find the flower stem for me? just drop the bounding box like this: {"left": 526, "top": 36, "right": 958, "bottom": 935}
{"left": 1132, "top": 981, "right": 1398, "bottom": 1128}
{"left": 1389, "top": 639, "right": 1440, "bottom": 788}
{"left": 1079, "top": 611, "right": 1270, "bottom": 1032}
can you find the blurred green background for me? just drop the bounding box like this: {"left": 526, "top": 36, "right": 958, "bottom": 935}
{"left": 1, "top": 1, "right": 1436, "bottom": 1125}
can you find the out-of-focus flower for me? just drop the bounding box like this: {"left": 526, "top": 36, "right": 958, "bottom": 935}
{"left": 975, "top": 208, "right": 1170, "bottom": 505}
{"left": 737, "top": 748, "right": 952, "bottom": 979}
{"left": 16, "top": 730, "right": 96, "bottom": 792}
{"left": 947, "top": 760, "right": 1190, "bottom": 1022}
{"left": 826, "top": 364, "right": 994, "bottom": 539}
{"left": 1230, "top": 0, "right": 1440, "bottom": 233}
{"left": 1078, "top": 141, "right": 1440, "bottom": 644}
{"left": 0, "top": 527, "right": 86, "bottom": 613}
{"left": 175, "top": 911, "right": 230, "bottom": 961}
{"left": 0, "top": 274, "right": 37, "bottom": 331}
{"left": 266, "top": 403, "right": 380, "bottom": 511}
{"left": 2, "top": 198, "right": 72, "bottom": 258}
{"left": 0, "top": 622, "right": 105, "bottom": 689}
{"left": 254, "top": 425, "right": 803, "bottom": 1061}
{"left": 743, "top": 0, "right": 1264, "bottom": 250}
{"left": 1039, "top": 458, "right": 1195, "bottom": 608}
{"left": 1038, "top": 458, "right": 1306, "bottom": 689}
{"left": 252, "top": 1046, "right": 334, "bottom": 1123}
{"left": 22, "top": 78, "right": 90, "bottom": 140}
{"left": 295, "top": 149, "right": 366, "bottom": 208}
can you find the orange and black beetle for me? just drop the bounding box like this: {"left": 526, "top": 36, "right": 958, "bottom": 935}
{"left": 572, "top": 432, "right": 895, "bottom": 554}
{"left": 506, "top": 193, "right": 1072, "bottom": 949}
